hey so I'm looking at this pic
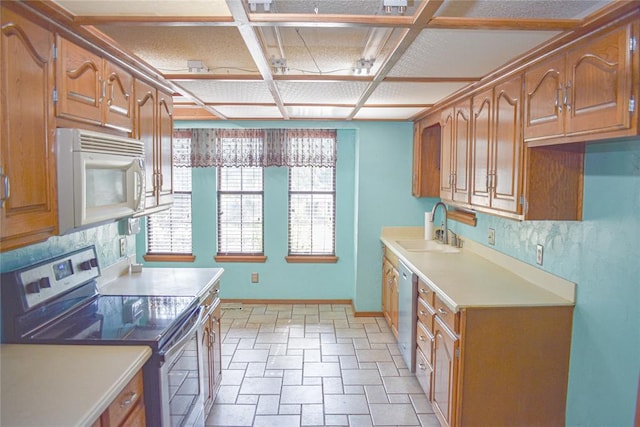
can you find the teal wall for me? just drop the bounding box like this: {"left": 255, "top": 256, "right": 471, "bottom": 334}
{"left": 3, "top": 118, "right": 635, "bottom": 425}
{"left": 448, "top": 138, "right": 640, "bottom": 426}
{"left": 137, "top": 120, "right": 436, "bottom": 307}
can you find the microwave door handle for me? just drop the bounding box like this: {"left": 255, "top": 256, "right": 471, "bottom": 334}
{"left": 133, "top": 159, "right": 145, "bottom": 211}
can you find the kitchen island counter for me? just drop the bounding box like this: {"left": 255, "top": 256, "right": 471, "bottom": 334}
{"left": 0, "top": 344, "right": 151, "bottom": 427}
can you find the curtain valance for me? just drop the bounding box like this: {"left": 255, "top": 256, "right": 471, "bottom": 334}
{"left": 174, "top": 128, "right": 337, "bottom": 168}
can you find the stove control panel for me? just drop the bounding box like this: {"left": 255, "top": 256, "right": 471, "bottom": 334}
{"left": 15, "top": 246, "right": 100, "bottom": 310}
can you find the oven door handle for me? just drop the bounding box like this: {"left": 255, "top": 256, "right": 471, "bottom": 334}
{"left": 159, "top": 306, "right": 203, "bottom": 362}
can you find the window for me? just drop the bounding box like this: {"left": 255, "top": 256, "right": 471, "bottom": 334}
{"left": 288, "top": 165, "right": 336, "bottom": 260}
{"left": 145, "top": 135, "right": 193, "bottom": 261}
{"left": 216, "top": 166, "right": 264, "bottom": 260}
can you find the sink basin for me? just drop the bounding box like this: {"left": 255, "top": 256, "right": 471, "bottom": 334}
{"left": 396, "top": 239, "right": 461, "bottom": 254}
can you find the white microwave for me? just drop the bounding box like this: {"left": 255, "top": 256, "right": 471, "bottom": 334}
{"left": 57, "top": 128, "right": 145, "bottom": 235}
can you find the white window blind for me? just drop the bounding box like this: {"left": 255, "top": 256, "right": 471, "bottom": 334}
{"left": 288, "top": 166, "right": 336, "bottom": 256}
{"left": 147, "top": 136, "right": 192, "bottom": 254}
{"left": 217, "top": 166, "right": 264, "bottom": 255}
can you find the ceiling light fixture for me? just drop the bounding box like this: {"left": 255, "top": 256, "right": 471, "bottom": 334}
{"left": 354, "top": 58, "right": 375, "bottom": 75}
{"left": 270, "top": 56, "right": 288, "bottom": 74}
{"left": 187, "top": 59, "right": 209, "bottom": 73}
{"left": 382, "top": 0, "right": 407, "bottom": 15}
{"left": 248, "top": 0, "right": 272, "bottom": 13}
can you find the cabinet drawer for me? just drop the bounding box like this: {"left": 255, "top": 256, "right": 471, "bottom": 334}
{"left": 417, "top": 279, "right": 435, "bottom": 306}
{"left": 416, "top": 320, "right": 433, "bottom": 365}
{"left": 417, "top": 297, "right": 435, "bottom": 334}
{"left": 105, "top": 370, "right": 144, "bottom": 427}
{"left": 434, "top": 294, "right": 458, "bottom": 333}
{"left": 415, "top": 347, "right": 433, "bottom": 399}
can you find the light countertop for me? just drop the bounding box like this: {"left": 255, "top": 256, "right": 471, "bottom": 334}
{"left": 0, "top": 344, "right": 151, "bottom": 427}
{"left": 381, "top": 227, "right": 575, "bottom": 312}
{"left": 99, "top": 267, "right": 223, "bottom": 300}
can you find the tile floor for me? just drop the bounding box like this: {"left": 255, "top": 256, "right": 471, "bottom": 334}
{"left": 205, "top": 303, "right": 440, "bottom": 427}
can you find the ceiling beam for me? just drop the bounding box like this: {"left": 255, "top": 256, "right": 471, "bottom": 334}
{"left": 426, "top": 17, "right": 579, "bottom": 31}
{"left": 225, "top": 0, "right": 289, "bottom": 120}
{"left": 348, "top": 0, "right": 445, "bottom": 120}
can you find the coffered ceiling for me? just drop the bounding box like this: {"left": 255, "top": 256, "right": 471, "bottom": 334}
{"left": 52, "top": 0, "right": 616, "bottom": 121}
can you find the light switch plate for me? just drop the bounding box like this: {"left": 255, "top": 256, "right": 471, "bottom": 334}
{"left": 536, "top": 244, "right": 544, "bottom": 265}
{"left": 488, "top": 228, "right": 495, "bottom": 245}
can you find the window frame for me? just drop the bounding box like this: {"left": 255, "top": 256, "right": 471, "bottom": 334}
{"left": 286, "top": 165, "right": 338, "bottom": 263}
{"left": 144, "top": 135, "right": 194, "bottom": 263}
{"left": 214, "top": 165, "right": 266, "bottom": 263}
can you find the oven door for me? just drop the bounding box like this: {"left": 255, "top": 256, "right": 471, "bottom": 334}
{"left": 158, "top": 306, "right": 204, "bottom": 427}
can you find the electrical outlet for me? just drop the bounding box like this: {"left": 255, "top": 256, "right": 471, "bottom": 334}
{"left": 119, "top": 237, "right": 126, "bottom": 257}
{"left": 488, "top": 228, "right": 495, "bottom": 245}
{"left": 251, "top": 272, "right": 259, "bottom": 283}
{"left": 536, "top": 244, "right": 544, "bottom": 265}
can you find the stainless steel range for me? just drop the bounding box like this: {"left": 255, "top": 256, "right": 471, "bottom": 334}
{"left": 1, "top": 246, "right": 203, "bottom": 427}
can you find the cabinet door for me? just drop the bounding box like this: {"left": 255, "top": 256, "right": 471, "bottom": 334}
{"left": 1, "top": 8, "right": 58, "bottom": 251}
{"left": 381, "top": 258, "right": 390, "bottom": 323}
{"left": 452, "top": 99, "right": 471, "bottom": 204}
{"left": 413, "top": 123, "right": 441, "bottom": 198}
{"left": 211, "top": 303, "right": 222, "bottom": 399}
{"left": 440, "top": 108, "right": 454, "bottom": 201}
{"left": 134, "top": 80, "right": 157, "bottom": 210}
{"left": 433, "top": 317, "right": 458, "bottom": 427}
{"left": 470, "top": 89, "right": 492, "bottom": 208}
{"left": 56, "top": 37, "right": 102, "bottom": 126}
{"left": 104, "top": 60, "right": 133, "bottom": 132}
{"left": 201, "top": 310, "right": 213, "bottom": 413}
{"left": 565, "top": 24, "right": 633, "bottom": 135}
{"left": 491, "top": 76, "right": 522, "bottom": 213}
{"left": 157, "top": 93, "right": 173, "bottom": 207}
{"left": 524, "top": 55, "right": 565, "bottom": 141}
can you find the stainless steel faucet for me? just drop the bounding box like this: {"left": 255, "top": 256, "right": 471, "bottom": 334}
{"left": 431, "top": 202, "right": 448, "bottom": 245}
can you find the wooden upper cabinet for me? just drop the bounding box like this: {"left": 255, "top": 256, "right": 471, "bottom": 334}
{"left": 134, "top": 79, "right": 173, "bottom": 215}
{"left": 440, "top": 109, "right": 455, "bottom": 201}
{"left": 470, "top": 89, "right": 492, "bottom": 208}
{"left": 525, "top": 23, "right": 636, "bottom": 144}
{"left": 440, "top": 99, "right": 471, "bottom": 204}
{"left": 412, "top": 122, "right": 441, "bottom": 198}
{"left": 57, "top": 37, "right": 133, "bottom": 133}
{"left": 157, "top": 95, "right": 173, "bottom": 207}
{"left": 1, "top": 7, "right": 58, "bottom": 251}
{"left": 491, "top": 76, "right": 522, "bottom": 213}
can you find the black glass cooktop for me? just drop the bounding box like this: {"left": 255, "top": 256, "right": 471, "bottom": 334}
{"left": 29, "top": 294, "right": 198, "bottom": 348}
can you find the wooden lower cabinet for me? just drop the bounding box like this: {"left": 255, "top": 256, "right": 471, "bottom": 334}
{"left": 381, "top": 246, "right": 399, "bottom": 338}
{"left": 415, "top": 280, "right": 574, "bottom": 427}
{"left": 200, "top": 282, "right": 222, "bottom": 416}
{"left": 93, "top": 370, "right": 145, "bottom": 427}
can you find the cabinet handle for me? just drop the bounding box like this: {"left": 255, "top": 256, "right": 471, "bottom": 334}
{"left": 1, "top": 170, "right": 9, "bottom": 206}
{"left": 491, "top": 172, "right": 496, "bottom": 191}
{"left": 419, "top": 335, "right": 426, "bottom": 342}
{"left": 438, "top": 307, "right": 448, "bottom": 316}
{"left": 120, "top": 392, "right": 137, "bottom": 408}
{"left": 555, "top": 84, "right": 563, "bottom": 113}
{"left": 564, "top": 80, "right": 572, "bottom": 111}
{"left": 419, "top": 288, "right": 427, "bottom": 294}
{"left": 419, "top": 310, "right": 427, "bottom": 316}
{"left": 418, "top": 363, "right": 426, "bottom": 371}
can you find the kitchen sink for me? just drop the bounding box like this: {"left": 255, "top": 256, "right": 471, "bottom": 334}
{"left": 396, "top": 239, "right": 461, "bottom": 254}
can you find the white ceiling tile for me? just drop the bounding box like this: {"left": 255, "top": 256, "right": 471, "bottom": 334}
{"left": 286, "top": 106, "right": 353, "bottom": 119}
{"left": 354, "top": 107, "right": 428, "bottom": 120}
{"left": 97, "top": 26, "right": 257, "bottom": 75}
{"left": 57, "top": 0, "right": 231, "bottom": 17}
{"left": 368, "top": 82, "right": 469, "bottom": 104}
{"left": 277, "top": 81, "right": 369, "bottom": 104}
{"left": 175, "top": 81, "right": 275, "bottom": 103}
{"left": 434, "top": 0, "right": 613, "bottom": 19}
{"left": 214, "top": 105, "right": 283, "bottom": 119}
{"left": 389, "top": 29, "right": 560, "bottom": 78}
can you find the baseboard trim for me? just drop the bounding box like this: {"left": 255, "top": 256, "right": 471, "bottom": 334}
{"left": 353, "top": 311, "right": 383, "bottom": 318}
{"left": 221, "top": 298, "right": 352, "bottom": 305}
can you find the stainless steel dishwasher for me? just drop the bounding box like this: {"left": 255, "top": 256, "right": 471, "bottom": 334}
{"left": 398, "top": 260, "right": 418, "bottom": 372}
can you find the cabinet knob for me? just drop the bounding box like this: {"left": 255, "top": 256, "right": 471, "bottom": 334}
{"left": 120, "top": 392, "right": 137, "bottom": 408}
{"left": 418, "top": 363, "right": 426, "bottom": 371}
{"left": 438, "top": 307, "right": 448, "bottom": 316}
